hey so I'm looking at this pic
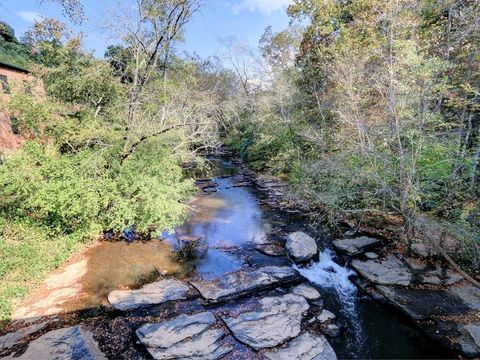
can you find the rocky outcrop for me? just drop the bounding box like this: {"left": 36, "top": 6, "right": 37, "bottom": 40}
{"left": 221, "top": 294, "right": 309, "bottom": 350}
{"left": 332, "top": 236, "right": 380, "bottom": 256}
{"left": 4, "top": 326, "right": 106, "bottom": 360}
{"left": 285, "top": 232, "right": 318, "bottom": 263}
{"left": 263, "top": 333, "right": 337, "bottom": 360}
{"left": 351, "top": 255, "right": 412, "bottom": 286}
{"left": 108, "top": 279, "right": 191, "bottom": 310}
{"left": 136, "top": 312, "right": 232, "bottom": 360}
{"left": 289, "top": 283, "right": 321, "bottom": 301}
{"left": 190, "top": 266, "right": 299, "bottom": 303}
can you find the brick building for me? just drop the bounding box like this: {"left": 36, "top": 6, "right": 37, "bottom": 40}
{"left": 0, "top": 60, "right": 44, "bottom": 158}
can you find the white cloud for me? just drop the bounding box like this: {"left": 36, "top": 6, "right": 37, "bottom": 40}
{"left": 16, "top": 11, "right": 42, "bottom": 23}
{"left": 233, "top": 0, "right": 292, "bottom": 15}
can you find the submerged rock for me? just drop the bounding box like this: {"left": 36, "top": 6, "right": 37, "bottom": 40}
{"left": 285, "top": 232, "right": 318, "bottom": 263}
{"left": 332, "top": 236, "right": 381, "bottom": 256}
{"left": 221, "top": 294, "right": 309, "bottom": 350}
{"left": 190, "top": 266, "right": 299, "bottom": 303}
{"left": 4, "top": 326, "right": 106, "bottom": 360}
{"left": 289, "top": 283, "right": 322, "bottom": 301}
{"left": 108, "top": 279, "right": 191, "bottom": 310}
{"left": 136, "top": 312, "right": 232, "bottom": 360}
{"left": 263, "top": 333, "right": 337, "bottom": 360}
{"left": 351, "top": 255, "right": 412, "bottom": 286}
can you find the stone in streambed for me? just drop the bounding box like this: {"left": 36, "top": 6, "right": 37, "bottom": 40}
{"left": 255, "top": 243, "right": 287, "bottom": 257}
{"left": 136, "top": 312, "right": 232, "bottom": 360}
{"left": 189, "top": 266, "right": 299, "bottom": 303}
{"left": 351, "top": 254, "right": 412, "bottom": 286}
{"left": 317, "top": 309, "right": 336, "bottom": 323}
{"left": 4, "top": 326, "right": 106, "bottom": 360}
{"left": 420, "top": 267, "right": 463, "bottom": 286}
{"left": 285, "top": 232, "right": 318, "bottom": 263}
{"left": 221, "top": 294, "right": 309, "bottom": 350}
{"left": 332, "top": 236, "right": 381, "bottom": 256}
{"left": 263, "top": 333, "right": 337, "bottom": 360}
{"left": 108, "top": 279, "right": 191, "bottom": 311}
{"left": 289, "top": 283, "right": 321, "bottom": 301}
{"left": 0, "top": 322, "right": 48, "bottom": 350}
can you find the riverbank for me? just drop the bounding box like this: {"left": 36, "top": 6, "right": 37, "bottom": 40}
{"left": 240, "top": 157, "right": 480, "bottom": 358}
{"left": 1, "top": 154, "right": 478, "bottom": 359}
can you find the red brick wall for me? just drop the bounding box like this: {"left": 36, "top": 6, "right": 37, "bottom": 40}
{"left": 0, "top": 66, "right": 44, "bottom": 156}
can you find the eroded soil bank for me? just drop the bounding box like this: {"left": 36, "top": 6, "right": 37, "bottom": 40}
{"left": 1, "top": 154, "right": 478, "bottom": 359}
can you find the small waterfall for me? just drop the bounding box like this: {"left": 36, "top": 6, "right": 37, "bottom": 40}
{"left": 294, "top": 250, "right": 365, "bottom": 357}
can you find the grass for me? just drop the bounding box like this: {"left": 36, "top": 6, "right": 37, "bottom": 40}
{"left": 0, "top": 218, "right": 89, "bottom": 331}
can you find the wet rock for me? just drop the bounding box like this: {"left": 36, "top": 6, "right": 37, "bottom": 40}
{"left": 317, "top": 310, "right": 336, "bottom": 323}
{"left": 4, "top": 326, "right": 106, "bottom": 360}
{"left": 0, "top": 322, "right": 48, "bottom": 350}
{"left": 108, "top": 279, "right": 191, "bottom": 311}
{"left": 420, "top": 267, "right": 463, "bottom": 286}
{"left": 255, "top": 243, "right": 287, "bottom": 257}
{"left": 376, "top": 285, "right": 472, "bottom": 320}
{"left": 323, "top": 323, "right": 341, "bottom": 338}
{"left": 365, "top": 252, "right": 379, "bottom": 260}
{"left": 351, "top": 255, "right": 412, "bottom": 286}
{"left": 190, "top": 266, "right": 299, "bottom": 303}
{"left": 311, "top": 298, "right": 325, "bottom": 309}
{"left": 136, "top": 312, "right": 232, "bottom": 360}
{"left": 285, "top": 232, "right": 318, "bottom": 263}
{"left": 449, "top": 286, "right": 480, "bottom": 312}
{"left": 332, "top": 236, "right": 381, "bottom": 256}
{"left": 263, "top": 333, "right": 337, "bottom": 360}
{"left": 289, "top": 283, "right": 321, "bottom": 301}
{"left": 221, "top": 294, "right": 309, "bottom": 350}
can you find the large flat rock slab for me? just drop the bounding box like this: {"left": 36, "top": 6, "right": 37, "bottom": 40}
{"left": 190, "top": 266, "right": 299, "bottom": 303}
{"left": 264, "top": 333, "right": 337, "bottom": 360}
{"left": 136, "top": 312, "right": 232, "bottom": 359}
{"left": 285, "top": 232, "right": 318, "bottom": 263}
{"left": 332, "top": 236, "right": 380, "bottom": 256}
{"left": 376, "top": 285, "right": 472, "bottom": 320}
{"left": 221, "top": 294, "right": 309, "bottom": 350}
{"left": 108, "top": 279, "right": 191, "bottom": 310}
{"left": 4, "top": 325, "right": 106, "bottom": 360}
{"left": 351, "top": 255, "right": 412, "bottom": 286}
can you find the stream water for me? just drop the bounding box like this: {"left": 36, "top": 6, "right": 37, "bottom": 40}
{"left": 59, "top": 156, "right": 449, "bottom": 359}
{"left": 161, "top": 157, "right": 445, "bottom": 359}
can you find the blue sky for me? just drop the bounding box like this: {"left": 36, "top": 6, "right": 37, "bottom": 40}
{"left": 0, "top": 0, "right": 292, "bottom": 58}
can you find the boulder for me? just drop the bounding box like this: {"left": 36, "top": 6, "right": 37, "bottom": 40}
{"left": 332, "top": 236, "right": 381, "bottom": 256}
{"left": 365, "top": 252, "right": 379, "bottom": 260}
{"left": 221, "top": 294, "right": 309, "bottom": 350}
{"left": 108, "top": 279, "right": 191, "bottom": 311}
{"left": 351, "top": 255, "right": 412, "bottom": 286}
{"left": 136, "top": 312, "right": 232, "bottom": 360}
{"left": 289, "top": 283, "right": 321, "bottom": 301}
{"left": 189, "top": 266, "right": 299, "bottom": 303}
{"left": 4, "top": 326, "right": 106, "bottom": 360}
{"left": 285, "top": 232, "right": 317, "bottom": 263}
{"left": 263, "top": 333, "right": 337, "bottom": 360}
